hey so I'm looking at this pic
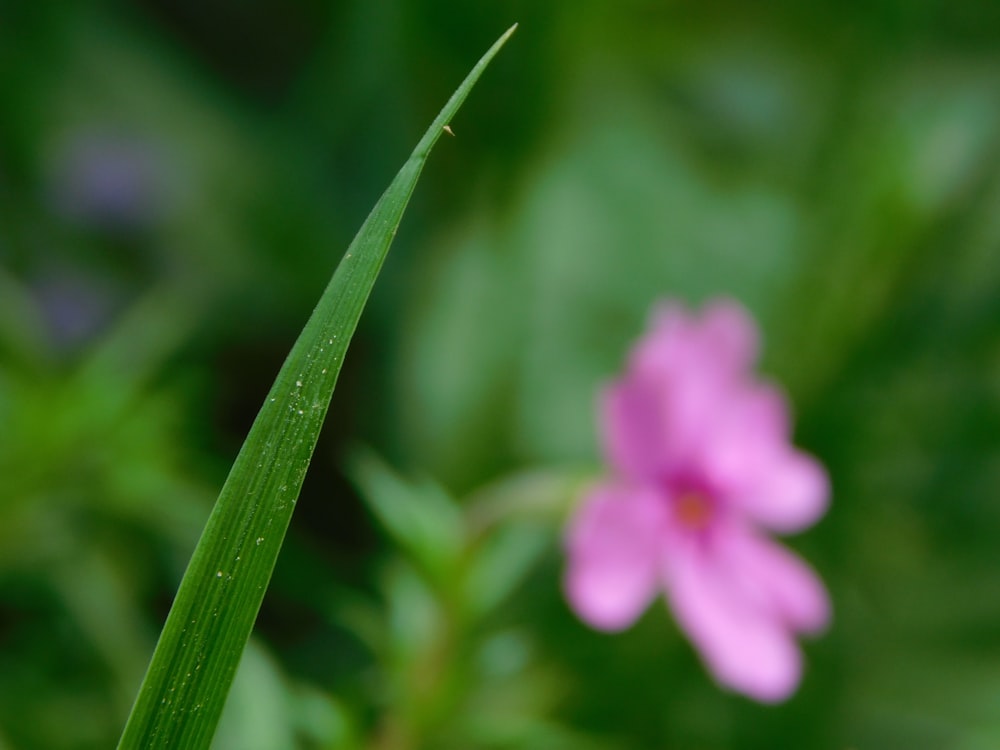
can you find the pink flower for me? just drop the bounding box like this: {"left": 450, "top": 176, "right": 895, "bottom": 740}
{"left": 565, "top": 299, "right": 830, "bottom": 703}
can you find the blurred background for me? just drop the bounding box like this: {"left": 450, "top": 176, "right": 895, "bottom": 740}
{"left": 3, "top": 1, "right": 1000, "bottom": 748}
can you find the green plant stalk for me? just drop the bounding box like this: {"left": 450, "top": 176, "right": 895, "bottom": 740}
{"left": 117, "top": 24, "right": 517, "bottom": 749}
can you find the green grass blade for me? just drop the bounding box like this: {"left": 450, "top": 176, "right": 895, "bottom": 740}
{"left": 117, "top": 24, "right": 517, "bottom": 750}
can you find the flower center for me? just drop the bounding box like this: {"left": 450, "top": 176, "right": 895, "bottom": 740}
{"left": 674, "top": 491, "right": 713, "bottom": 530}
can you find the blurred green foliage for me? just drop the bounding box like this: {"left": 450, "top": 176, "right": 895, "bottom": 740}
{"left": 3, "top": 1, "right": 1000, "bottom": 748}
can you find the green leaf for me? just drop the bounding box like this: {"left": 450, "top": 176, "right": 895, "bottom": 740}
{"left": 117, "top": 24, "right": 517, "bottom": 750}
{"left": 461, "top": 524, "right": 549, "bottom": 620}
{"left": 348, "top": 447, "right": 464, "bottom": 582}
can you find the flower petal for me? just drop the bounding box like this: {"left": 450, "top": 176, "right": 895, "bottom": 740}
{"left": 605, "top": 299, "right": 766, "bottom": 482}
{"left": 664, "top": 539, "right": 802, "bottom": 703}
{"left": 724, "top": 527, "right": 831, "bottom": 634}
{"left": 565, "top": 484, "right": 666, "bottom": 631}
{"left": 700, "top": 384, "right": 827, "bottom": 533}
{"left": 603, "top": 369, "right": 728, "bottom": 484}
{"left": 699, "top": 383, "right": 788, "bottom": 481}
{"left": 735, "top": 449, "right": 830, "bottom": 533}
{"left": 600, "top": 379, "right": 670, "bottom": 480}
{"left": 697, "top": 298, "right": 759, "bottom": 374}
{"left": 635, "top": 298, "right": 758, "bottom": 379}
